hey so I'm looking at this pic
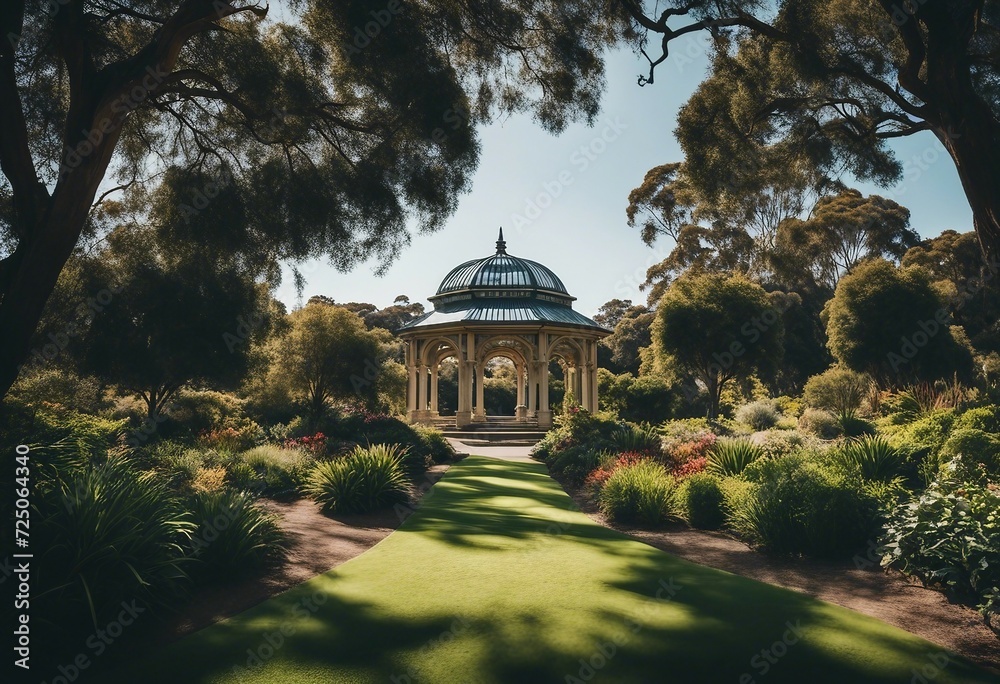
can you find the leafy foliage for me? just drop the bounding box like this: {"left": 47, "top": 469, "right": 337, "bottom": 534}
{"left": 679, "top": 473, "right": 726, "bottom": 530}
{"left": 707, "top": 439, "right": 764, "bottom": 477}
{"left": 598, "top": 459, "right": 679, "bottom": 527}
{"left": 834, "top": 435, "right": 905, "bottom": 482}
{"left": 881, "top": 479, "right": 1000, "bottom": 614}
{"left": 187, "top": 490, "right": 285, "bottom": 581}
{"left": 734, "top": 400, "right": 782, "bottom": 431}
{"left": 305, "top": 444, "right": 411, "bottom": 514}
{"left": 653, "top": 272, "right": 784, "bottom": 418}
{"left": 36, "top": 457, "right": 194, "bottom": 627}
{"left": 731, "top": 455, "right": 885, "bottom": 557}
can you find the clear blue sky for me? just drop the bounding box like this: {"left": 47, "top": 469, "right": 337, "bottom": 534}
{"left": 275, "top": 40, "right": 973, "bottom": 318}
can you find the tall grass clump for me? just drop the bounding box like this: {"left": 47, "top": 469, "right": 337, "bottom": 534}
{"left": 598, "top": 460, "right": 679, "bottom": 526}
{"left": 186, "top": 489, "right": 285, "bottom": 580}
{"left": 228, "top": 444, "right": 314, "bottom": 497}
{"left": 611, "top": 423, "right": 662, "bottom": 456}
{"left": 679, "top": 472, "right": 726, "bottom": 530}
{"left": 834, "top": 435, "right": 905, "bottom": 481}
{"left": 707, "top": 438, "right": 764, "bottom": 476}
{"left": 305, "top": 444, "right": 411, "bottom": 513}
{"left": 37, "top": 457, "right": 194, "bottom": 626}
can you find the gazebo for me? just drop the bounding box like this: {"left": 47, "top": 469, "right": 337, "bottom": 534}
{"left": 398, "top": 230, "right": 611, "bottom": 429}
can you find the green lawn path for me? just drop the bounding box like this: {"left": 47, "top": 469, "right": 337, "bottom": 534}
{"left": 103, "top": 456, "right": 997, "bottom": 684}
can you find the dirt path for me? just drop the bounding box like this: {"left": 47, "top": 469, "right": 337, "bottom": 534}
{"left": 563, "top": 482, "right": 1000, "bottom": 675}
{"left": 150, "top": 464, "right": 450, "bottom": 646}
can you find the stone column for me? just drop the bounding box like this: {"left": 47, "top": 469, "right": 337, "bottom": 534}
{"left": 580, "top": 360, "right": 591, "bottom": 412}
{"left": 456, "top": 360, "right": 473, "bottom": 427}
{"left": 515, "top": 362, "right": 526, "bottom": 421}
{"left": 589, "top": 339, "right": 599, "bottom": 412}
{"left": 416, "top": 364, "right": 428, "bottom": 420}
{"left": 474, "top": 361, "right": 486, "bottom": 420}
{"left": 407, "top": 363, "right": 418, "bottom": 422}
{"left": 430, "top": 364, "right": 439, "bottom": 416}
{"left": 536, "top": 360, "right": 552, "bottom": 429}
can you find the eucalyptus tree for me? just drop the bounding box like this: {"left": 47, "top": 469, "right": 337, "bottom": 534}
{"left": 619, "top": 0, "right": 1000, "bottom": 264}
{"left": 0, "top": 0, "right": 628, "bottom": 398}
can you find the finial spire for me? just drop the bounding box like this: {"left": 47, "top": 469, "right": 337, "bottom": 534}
{"left": 496, "top": 227, "right": 507, "bottom": 254}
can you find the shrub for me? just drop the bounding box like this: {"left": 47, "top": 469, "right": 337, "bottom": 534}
{"left": 707, "top": 439, "right": 764, "bottom": 476}
{"left": 283, "top": 432, "right": 328, "bottom": 456}
{"left": 191, "top": 466, "right": 228, "bottom": 493}
{"left": 230, "top": 445, "right": 314, "bottom": 498}
{"left": 36, "top": 457, "right": 194, "bottom": 626}
{"left": 186, "top": 489, "right": 285, "bottom": 580}
{"left": 735, "top": 400, "right": 782, "bottom": 431}
{"left": 680, "top": 473, "right": 726, "bottom": 530}
{"left": 168, "top": 389, "right": 248, "bottom": 434}
{"left": 304, "top": 444, "right": 412, "bottom": 513}
{"left": 797, "top": 408, "right": 843, "bottom": 439}
{"left": 834, "top": 435, "right": 905, "bottom": 481}
{"left": 611, "top": 423, "right": 662, "bottom": 456}
{"left": 953, "top": 405, "right": 1000, "bottom": 433}
{"left": 938, "top": 429, "right": 1000, "bottom": 478}
{"left": 663, "top": 433, "right": 717, "bottom": 471}
{"left": 549, "top": 446, "right": 602, "bottom": 484}
{"left": 880, "top": 478, "right": 1000, "bottom": 614}
{"left": 840, "top": 415, "right": 876, "bottom": 437}
{"left": 673, "top": 456, "right": 708, "bottom": 479}
{"left": 412, "top": 424, "right": 456, "bottom": 464}
{"left": 803, "top": 367, "right": 871, "bottom": 421}
{"left": 326, "top": 411, "right": 435, "bottom": 474}
{"left": 728, "top": 455, "right": 884, "bottom": 557}
{"left": 881, "top": 408, "right": 960, "bottom": 483}
{"left": 752, "top": 430, "right": 813, "bottom": 460}
{"left": 599, "top": 460, "right": 678, "bottom": 526}
{"left": 198, "top": 422, "right": 264, "bottom": 452}
{"left": 532, "top": 410, "right": 622, "bottom": 462}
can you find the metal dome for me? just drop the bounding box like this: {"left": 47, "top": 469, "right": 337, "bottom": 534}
{"left": 434, "top": 229, "right": 569, "bottom": 296}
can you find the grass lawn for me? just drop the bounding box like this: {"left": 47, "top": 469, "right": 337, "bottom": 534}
{"left": 102, "top": 456, "right": 996, "bottom": 684}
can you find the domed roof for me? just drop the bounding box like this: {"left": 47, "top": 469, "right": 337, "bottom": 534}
{"left": 399, "top": 229, "right": 610, "bottom": 335}
{"left": 435, "top": 230, "right": 568, "bottom": 296}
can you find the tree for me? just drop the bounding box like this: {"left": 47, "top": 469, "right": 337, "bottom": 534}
{"left": 0, "top": 0, "right": 623, "bottom": 400}
{"left": 773, "top": 189, "right": 917, "bottom": 289}
{"left": 599, "top": 304, "right": 654, "bottom": 375}
{"left": 593, "top": 298, "right": 635, "bottom": 329}
{"left": 267, "top": 303, "right": 386, "bottom": 422}
{"left": 823, "top": 259, "right": 974, "bottom": 384}
{"left": 620, "top": 1, "right": 1000, "bottom": 264}
{"left": 652, "top": 272, "right": 783, "bottom": 419}
{"left": 803, "top": 367, "right": 872, "bottom": 422}
{"left": 77, "top": 228, "right": 273, "bottom": 419}
{"left": 626, "top": 162, "right": 816, "bottom": 300}
{"left": 902, "top": 229, "right": 1000, "bottom": 353}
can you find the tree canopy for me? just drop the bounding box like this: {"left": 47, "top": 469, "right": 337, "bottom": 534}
{"left": 0, "top": 0, "right": 630, "bottom": 398}
{"left": 652, "top": 272, "right": 783, "bottom": 418}
{"left": 621, "top": 0, "right": 1000, "bottom": 264}
{"left": 823, "top": 259, "right": 974, "bottom": 383}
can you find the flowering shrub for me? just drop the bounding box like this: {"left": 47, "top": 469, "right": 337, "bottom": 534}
{"left": 673, "top": 456, "right": 708, "bottom": 479}
{"left": 198, "top": 420, "right": 263, "bottom": 452}
{"left": 283, "top": 432, "right": 328, "bottom": 456}
{"left": 583, "top": 452, "right": 647, "bottom": 492}
{"left": 663, "top": 433, "right": 717, "bottom": 470}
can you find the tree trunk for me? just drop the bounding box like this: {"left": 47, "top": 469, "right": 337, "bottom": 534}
{"left": 0, "top": 111, "right": 123, "bottom": 401}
